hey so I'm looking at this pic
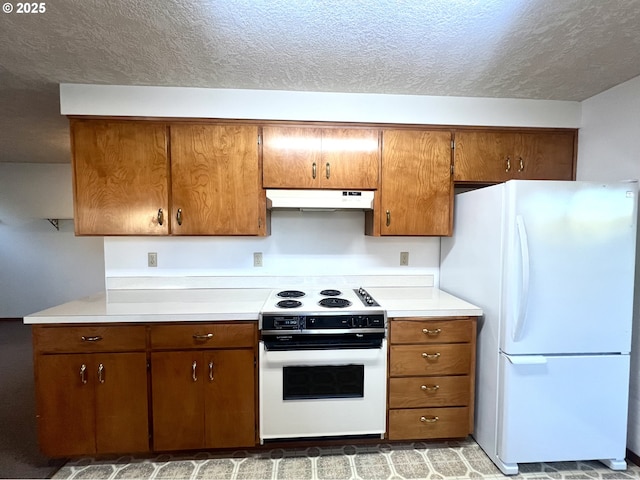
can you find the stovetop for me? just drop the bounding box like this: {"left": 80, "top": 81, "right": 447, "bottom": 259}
{"left": 259, "top": 287, "right": 383, "bottom": 316}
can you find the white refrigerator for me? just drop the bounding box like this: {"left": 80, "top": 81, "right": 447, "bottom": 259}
{"left": 440, "top": 180, "right": 638, "bottom": 475}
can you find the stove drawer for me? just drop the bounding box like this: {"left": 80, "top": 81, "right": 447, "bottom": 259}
{"left": 150, "top": 322, "right": 255, "bottom": 349}
{"left": 388, "top": 407, "right": 470, "bottom": 440}
{"left": 389, "top": 375, "right": 471, "bottom": 408}
{"left": 390, "top": 318, "right": 474, "bottom": 344}
{"left": 389, "top": 344, "right": 472, "bottom": 376}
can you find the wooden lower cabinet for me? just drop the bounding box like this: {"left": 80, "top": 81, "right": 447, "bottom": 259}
{"left": 151, "top": 349, "right": 255, "bottom": 450}
{"left": 35, "top": 352, "right": 149, "bottom": 456}
{"left": 149, "top": 322, "right": 256, "bottom": 451}
{"left": 387, "top": 317, "right": 477, "bottom": 441}
{"left": 33, "top": 321, "right": 257, "bottom": 457}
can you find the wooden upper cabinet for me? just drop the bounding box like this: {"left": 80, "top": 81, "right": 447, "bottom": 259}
{"left": 262, "top": 126, "right": 379, "bottom": 189}
{"left": 374, "top": 130, "right": 453, "bottom": 236}
{"left": 453, "top": 130, "right": 576, "bottom": 183}
{"left": 71, "top": 120, "right": 169, "bottom": 235}
{"left": 170, "top": 124, "right": 265, "bottom": 235}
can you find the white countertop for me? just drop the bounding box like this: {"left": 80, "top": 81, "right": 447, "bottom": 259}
{"left": 23, "top": 287, "right": 482, "bottom": 324}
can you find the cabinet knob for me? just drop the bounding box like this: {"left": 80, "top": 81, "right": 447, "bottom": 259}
{"left": 157, "top": 208, "right": 164, "bottom": 226}
{"left": 176, "top": 208, "right": 183, "bottom": 226}
{"left": 98, "top": 363, "right": 105, "bottom": 384}
{"left": 81, "top": 335, "right": 102, "bottom": 342}
{"left": 192, "top": 360, "right": 197, "bottom": 382}
{"left": 193, "top": 333, "right": 214, "bottom": 341}
{"left": 422, "top": 328, "right": 442, "bottom": 336}
{"left": 505, "top": 156, "right": 511, "bottom": 172}
{"left": 80, "top": 364, "right": 87, "bottom": 385}
{"left": 421, "top": 352, "right": 441, "bottom": 360}
{"left": 421, "top": 384, "right": 440, "bottom": 392}
{"left": 420, "top": 416, "right": 439, "bottom": 423}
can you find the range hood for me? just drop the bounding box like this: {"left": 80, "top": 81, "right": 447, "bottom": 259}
{"left": 266, "top": 189, "right": 375, "bottom": 210}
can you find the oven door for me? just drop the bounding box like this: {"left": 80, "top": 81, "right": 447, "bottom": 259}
{"left": 259, "top": 339, "right": 387, "bottom": 442}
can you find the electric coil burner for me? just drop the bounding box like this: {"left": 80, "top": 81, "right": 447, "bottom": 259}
{"left": 276, "top": 299, "right": 303, "bottom": 309}
{"left": 318, "top": 297, "right": 352, "bottom": 308}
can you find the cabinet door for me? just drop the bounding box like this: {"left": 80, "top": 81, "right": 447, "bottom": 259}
{"left": 170, "top": 124, "right": 262, "bottom": 235}
{"left": 516, "top": 132, "right": 575, "bottom": 180}
{"left": 35, "top": 354, "right": 96, "bottom": 456}
{"left": 262, "top": 126, "right": 323, "bottom": 188}
{"left": 453, "top": 131, "right": 516, "bottom": 183}
{"left": 204, "top": 349, "right": 255, "bottom": 448}
{"left": 151, "top": 351, "right": 205, "bottom": 451}
{"left": 320, "top": 129, "right": 379, "bottom": 189}
{"left": 381, "top": 130, "right": 453, "bottom": 235}
{"left": 71, "top": 120, "right": 169, "bottom": 235}
{"left": 95, "top": 353, "right": 149, "bottom": 453}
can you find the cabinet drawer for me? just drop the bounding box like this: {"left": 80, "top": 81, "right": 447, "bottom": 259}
{"left": 390, "top": 319, "right": 474, "bottom": 344}
{"left": 33, "top": 325, "right": 146, "bottom": 353}
{"left": 388, "top": 407, "right": 470, "bottom": 440}
{"left": 389, "top": 376, "right": 470, "bottom": 408}
{"left": 150, "top": 323, "right": 255, "bottom": 349}
{"left": 389, "top": 344, "right": 472, "bottom": 376}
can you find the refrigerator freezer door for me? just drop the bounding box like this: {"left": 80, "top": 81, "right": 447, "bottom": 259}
{"left": 497, "top": 353, "right": 629, "bottom": 470}
{"left": 501, "top": 180, "right": 637, "bottom": 355}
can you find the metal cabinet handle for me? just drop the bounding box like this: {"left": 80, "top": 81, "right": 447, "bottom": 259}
{"left": 325, "top": 162, "right": 330, "bottom": 179}
{"left": 420, "top": 416, "right": 439, "bottom": 423}
{"left": 505, "top": 156, "right": 511, "bottom": 172}
{"left": 386, "top": 210, "right": 391, "bottom": 227}
{"left": 176, "top": 208, "right": 183, "bottom": 226}
{"left": 209, "top": 361, "right": 214, "bottom": 381}
{"left": 192, "top": 360, "right": 197, "bottom": 382}
{"left": 422, "top": 328, "right": 442, "bottom": 336}
{"left": 98, "top": 363, "right": 105, "bottom": 384}
{"left": 422, "top": 352, "right": 441, "bottom": 360}
{"left": 80, "top": 364, "right": 87, "bottom": 384}
{"left": 518, "top": 156, "right": 524, "bottom": 172}
{"left": 157, "top": 208, "right": 164, "bottom": 226}
{"left": 81, "top": 335, "right": 102, "bottom": 342}
{"left": 312, "top": 162, "right": 317, "bottom": 179}
{"left": 421, "top": 384, "right": 440, "bottom": 392}
{"left": 193, "top": 333, "right": 214, "bottom": 341}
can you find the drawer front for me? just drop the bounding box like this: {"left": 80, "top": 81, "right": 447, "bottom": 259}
{"left": 389, "top": 344, "right": 472, "bottom": 376}
{"left": 33, "top": 325, "right": 147, "bottom": 353}
{"left": 388, "top": 407, "right": 470, "bottom": 440}
{"left": 390, "top": 319, "right": 474, "bottom": 345}
{"left": 389, "top": 376, "right": 470, "bottom": 408}
{"left": 150, "top": 322, "right": 255, "bottom": 349}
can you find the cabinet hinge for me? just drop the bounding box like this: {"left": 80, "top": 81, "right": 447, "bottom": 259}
{"left": 451, "top": 140, "right": 455, "bottom": 149}
{"left": 257, "top": 134, "right": 262, "bottom": 146}
{"left": 450, "top": 164, "right": 454, "bottom": 175}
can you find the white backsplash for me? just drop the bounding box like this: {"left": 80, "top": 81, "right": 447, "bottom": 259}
{"left": 104, "top": 210, "right": 440, "bottom": 289}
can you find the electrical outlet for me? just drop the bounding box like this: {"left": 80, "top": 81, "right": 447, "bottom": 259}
{"left": 148, "top": 252, "right": 158, "bottom": 267}
{"left": 253, "top": 252, "right": 263, "bottom": 267}
{"left": 400, "top": 251, "right": 409, "bottom": 266}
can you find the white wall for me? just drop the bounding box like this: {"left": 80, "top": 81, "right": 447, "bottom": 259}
{"left": 577, "top": 74, "right": 640, "bottom": 455}
{"left": 0, "top": 219, "right": 104, "bottom": 317}
{"left": 104, "top": 210, "right": 440, "bottom": 287}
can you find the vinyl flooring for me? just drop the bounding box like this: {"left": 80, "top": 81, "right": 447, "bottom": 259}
{"left": 51, "top": 438, "right": 640, "bottom": 480}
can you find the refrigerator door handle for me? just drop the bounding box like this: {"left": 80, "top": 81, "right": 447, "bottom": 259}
{"left": 513, "top": 215, "right": 530, "bottom": 342}
{"left": 505, "top": 354, "right": 547, "bottom": 365}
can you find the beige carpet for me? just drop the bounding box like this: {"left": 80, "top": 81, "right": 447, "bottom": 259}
{"left": 0, "top": 320, "right": 64, "bottom": 479}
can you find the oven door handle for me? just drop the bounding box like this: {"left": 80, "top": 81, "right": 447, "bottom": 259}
{"left": 259, "top": 340, "right": 386, "bottom": 366}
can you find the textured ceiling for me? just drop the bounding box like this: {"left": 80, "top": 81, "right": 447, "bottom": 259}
{"left": 1, "top": 0, "right": 640, "bottom": 163}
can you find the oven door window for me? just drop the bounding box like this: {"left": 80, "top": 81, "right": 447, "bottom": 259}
{"left": 282, "top": 364, "right": 364, "bottom": 400}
